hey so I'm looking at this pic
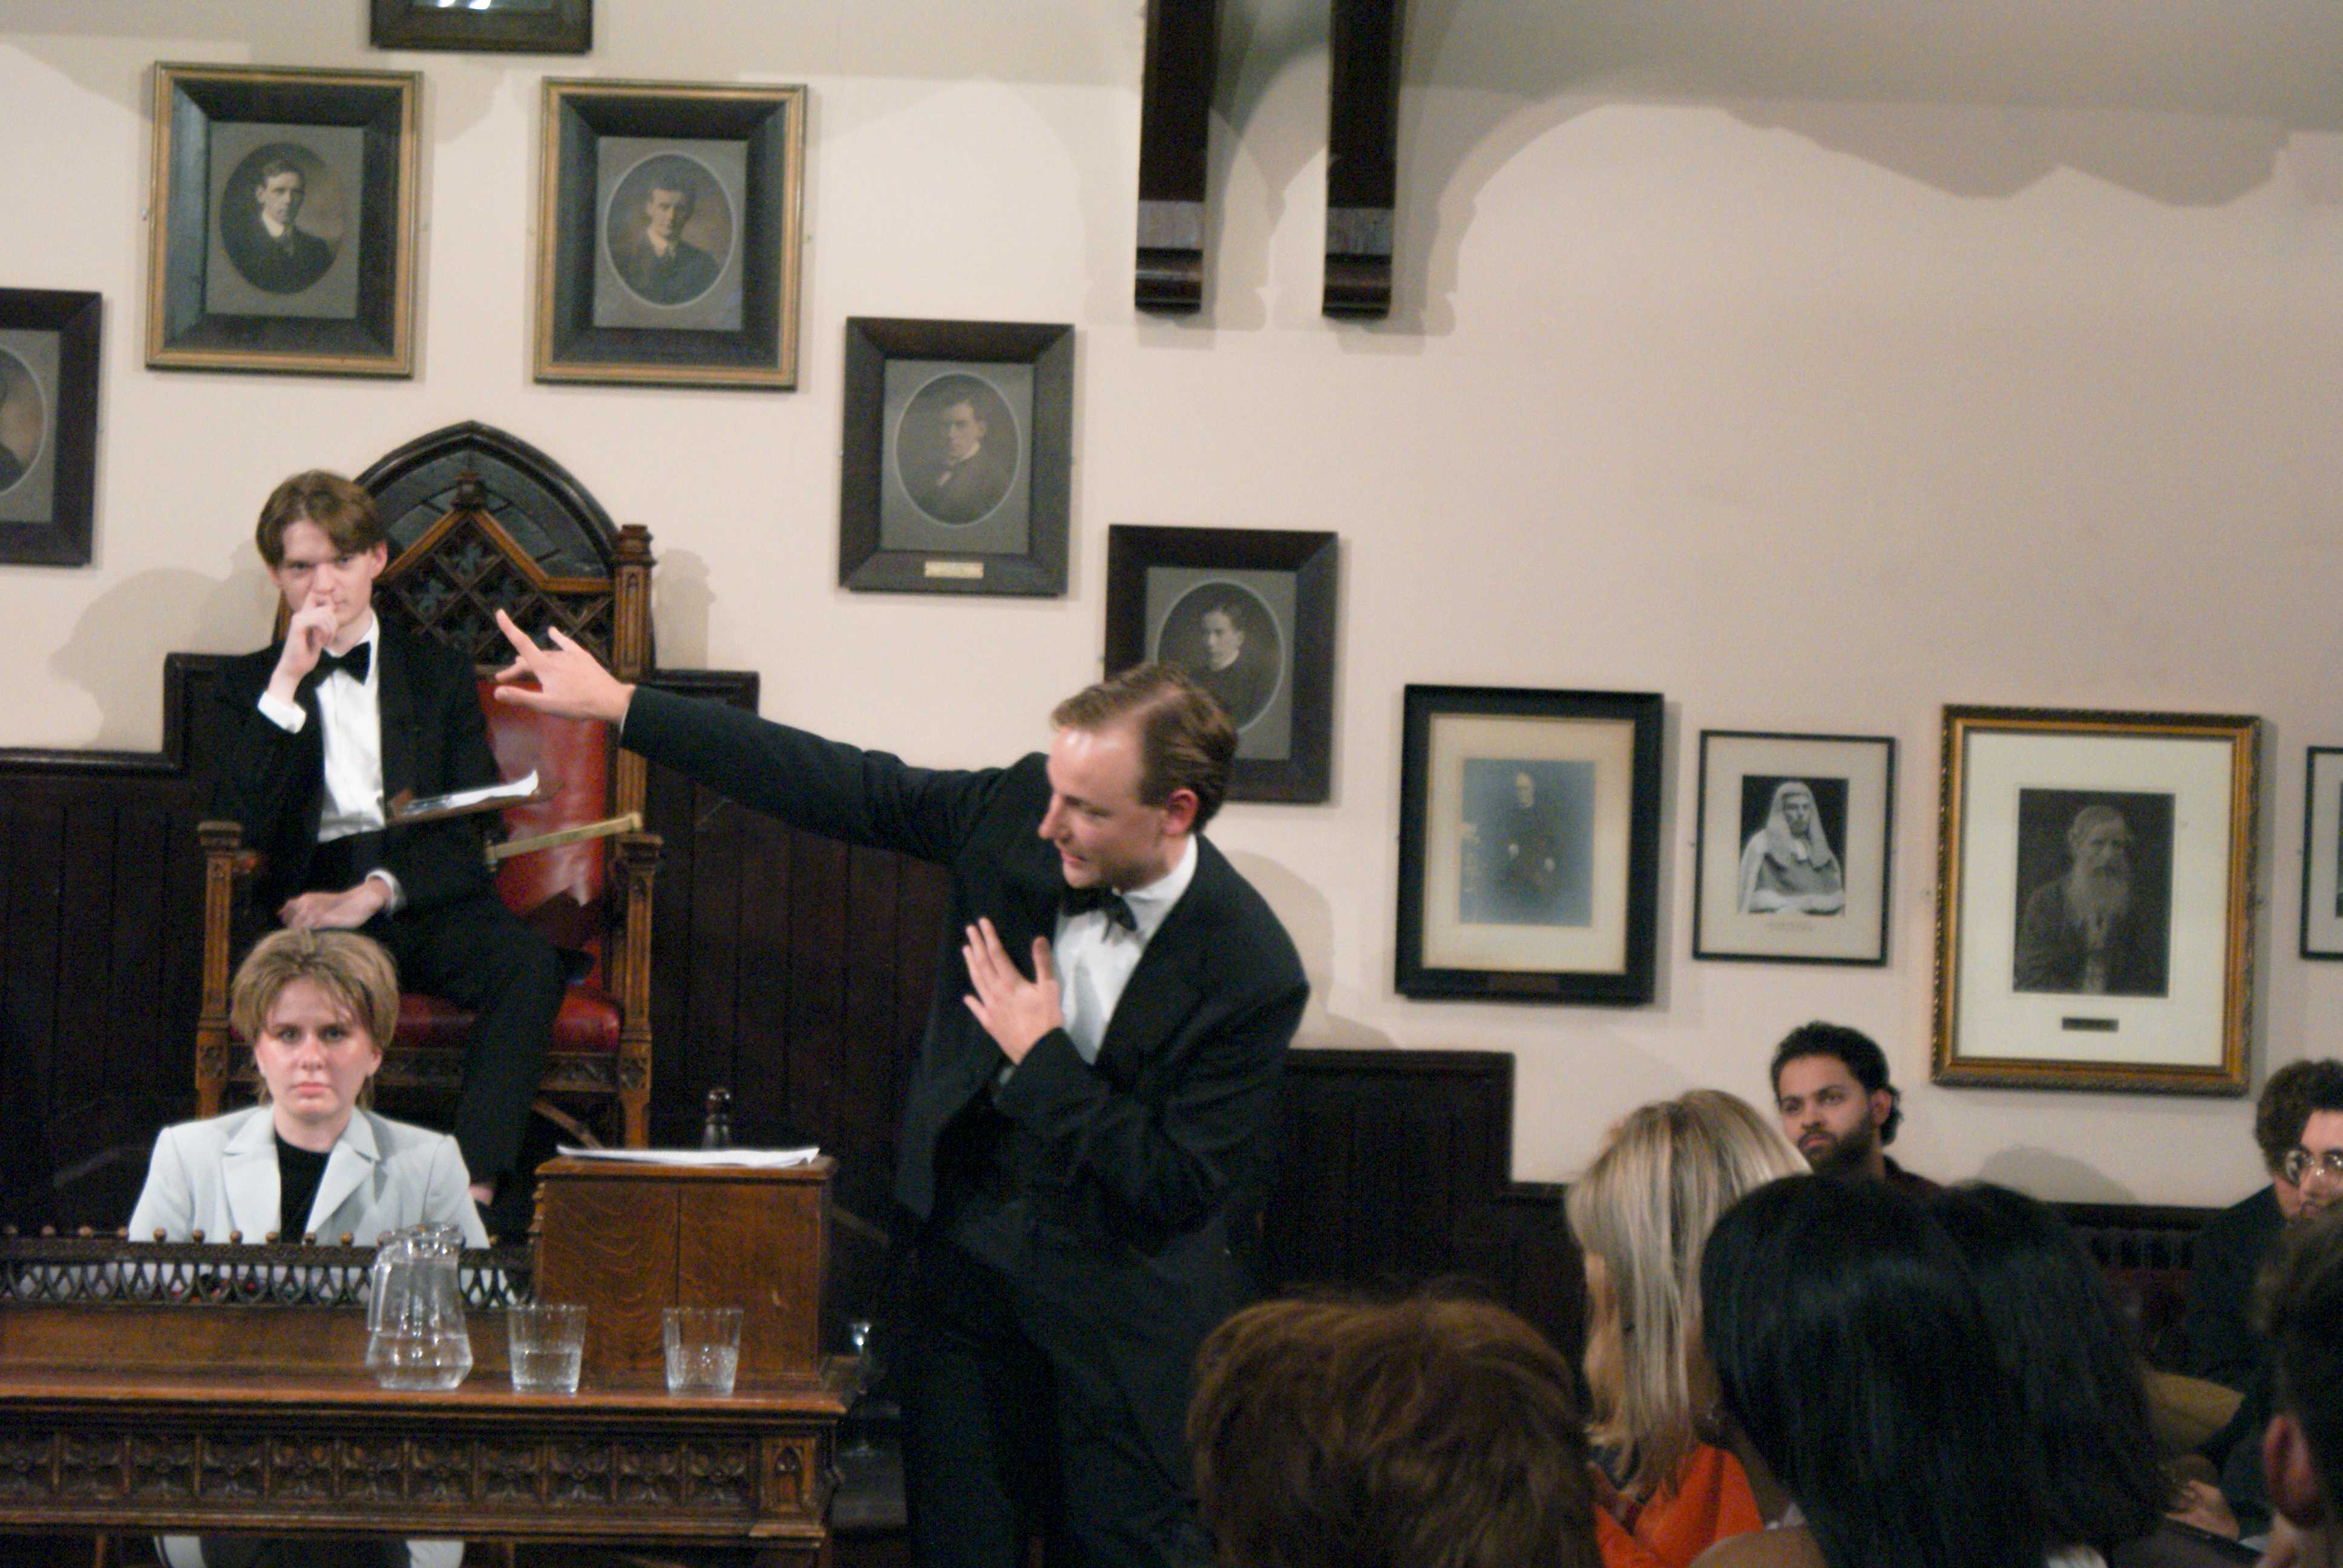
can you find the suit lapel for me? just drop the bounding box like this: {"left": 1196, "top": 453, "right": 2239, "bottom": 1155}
{"left": 375, "top": 622, "right": 420, "bottom": 803}
{"left": 309, "top": 1112, "right": 381, "bottom": 1243}
{"left": 219, "top": 1111, "right": 282, "bottom": 1241}
{"left": 1092, "top": 844, "right": 1218, "bottom": 1070}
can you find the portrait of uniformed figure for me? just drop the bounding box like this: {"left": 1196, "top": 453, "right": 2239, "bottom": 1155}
{"left": 1459, "top": 758, "right": 1594, "bottom": 927}
{"left": 605, "top": 154, "right": 730, "bottom": 308}
{"left": 1737, "top": 777, "right": 1846, "bottom": 916}
{"left": 896, "top": 373, "right": 1019, "bottom": 526}
{"left": 218, "top": 146, "right": 338, "bottom": 296}
{"left": 2012, "top": 793, "right": 2172, "bottom": 998}
{"left": 0, "top": 348, "right": 38, "bottom": 496}
{"left": 1155, "top": 584, "right": 1282, "bottom": 731}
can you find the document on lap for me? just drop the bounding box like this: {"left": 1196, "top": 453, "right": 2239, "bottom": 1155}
{"left": 387, "top": 769, "right": 547, "bottom": 825}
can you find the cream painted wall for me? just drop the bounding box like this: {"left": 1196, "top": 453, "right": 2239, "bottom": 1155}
{"left": 3, "top": 0, "right": 2340, "bottom": 1204}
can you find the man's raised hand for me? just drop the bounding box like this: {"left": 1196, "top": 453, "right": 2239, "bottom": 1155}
{"left": 491, "top": 608, "right": 635, "bottom": 726}
{"left": 266, "top": 590, "right": 339, "bottom": 702}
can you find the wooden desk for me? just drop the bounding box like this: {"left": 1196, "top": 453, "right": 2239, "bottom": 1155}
{"left": 0, "top": 1308, "right": 848, "bottom": 1564}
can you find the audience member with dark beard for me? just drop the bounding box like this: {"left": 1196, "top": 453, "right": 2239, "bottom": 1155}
{"left": 2015, "top": 803, "right": 2167, "bottom": 996}
{"left": 1768, "top": 1022, "right": 1936, "bottom": 1197}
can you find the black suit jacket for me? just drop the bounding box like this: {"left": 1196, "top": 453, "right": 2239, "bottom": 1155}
{"left": 213, "top": 620, "right": 501, "bottom": 913}
{"left": 2183, "top": 1183, "right": 2283, "bottom": 1390}
{"left": 620, "top": 687, "right": 1308, "bottom": 1389}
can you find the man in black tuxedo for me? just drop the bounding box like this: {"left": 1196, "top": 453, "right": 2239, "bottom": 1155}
{"left": 212, "top": 472, "right": 562, "bottom": 1229}
{"left": 220, "top": 158, "right": 336, "bottom": 297}
{"left": 491, "top": 612, "right": 1308, "bottom": 1568}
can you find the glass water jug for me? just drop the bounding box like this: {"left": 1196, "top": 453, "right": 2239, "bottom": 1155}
{"left": 365, "top": 1223, "right": 474, "bottom": 1390}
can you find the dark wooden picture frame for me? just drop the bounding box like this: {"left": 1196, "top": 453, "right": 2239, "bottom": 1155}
{"left": 1397, "top": 685, "right": 1664, "bottom": 1005}
{"left": 1691, "top": 729, "right": 1895, "bottom": 967}
{"left": 840, "top": 316, "right": 1073, "bottom": 597}
{"left": 2302, "top": 747, "right": 2343, "bottom": 960}
{"left": 372, "top": 0, "right": 592, "bottom": 53}
{"left": 1103, "top": 524, "right": 1336, "bottom": 803}
{"left": 1932, "top": 704, "right": 2258, "bottom": 1096}
{"left": 146, "top": 64, "right": 419, "bottom": 377}
{"left": 0, "top": 290, "right": 101, "bottom": 568}
{"left": 536, "top": 79, "right": 805, "bottom": 390}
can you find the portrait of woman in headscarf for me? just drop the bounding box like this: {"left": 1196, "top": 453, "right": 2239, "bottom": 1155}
{"left": 1737, "top": 779, "right": 1845, "bottom": 915}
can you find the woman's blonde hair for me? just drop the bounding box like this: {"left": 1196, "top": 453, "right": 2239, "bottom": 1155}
{"left": 1564, "top": 1088, "right": 1805, "bottom": 1496}
{"left": 231, "top": 929, "right": 399, "bottom": 1106}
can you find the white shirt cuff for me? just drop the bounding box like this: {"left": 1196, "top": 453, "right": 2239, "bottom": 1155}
{"left": 257, "top": 689, "right": 307, "bottom": 732}
{"left": 365, "top": 868, "right": 405, "bottom": 912}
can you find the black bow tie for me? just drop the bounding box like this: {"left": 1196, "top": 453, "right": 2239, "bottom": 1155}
{"left": 313, "top": 643, "right": 370, "bottom": 684}
{"left": 1062, "top": 884, "right": 1137, "bottom": 932}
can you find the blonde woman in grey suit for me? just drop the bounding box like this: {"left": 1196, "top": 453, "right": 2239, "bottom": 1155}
{"left": 131, "top": 929, "right": 479, "bottom": 1568}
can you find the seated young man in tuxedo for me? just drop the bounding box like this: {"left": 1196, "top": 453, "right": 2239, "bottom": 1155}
{"left": 212, "top": 470, "right": 562, "bottom": 1232}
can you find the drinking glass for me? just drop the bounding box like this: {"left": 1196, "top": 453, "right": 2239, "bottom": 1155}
{"left": 506, "top": 1302, "right": 587, "bottom": 1394}
{"left": 663, "top": 1305, "right": 743, "bottom": 1395}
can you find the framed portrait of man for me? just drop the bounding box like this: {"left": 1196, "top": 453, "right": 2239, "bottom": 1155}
{"left": 1397, "top": 685, "right": 1663, "bottom": 1005}
{"left": 0, "top": 289, "right": 100, "bottom": 567}
{"left": 839, "top": 318, "right": 1073, "bottom": 596}
{"left": 146, "top": 65, "right": 418, "bottom": 376}
{"left": 370, "top": 0, "right": 592, "bottom": 53}
{"left": 2301, "top": 748, "right": 2343, "bottom": 960}
{"left": 1103, "top": 524, "right": 1338, "bottom": 803}
{"left": 1932, "top": 705, "right": 2258, "bottom": 1095}
{"left": 1693, "top": 730, "right": 1895, "bottom": 966}
{"left": 536, "top": 80, "right": 805, "bottom": 389}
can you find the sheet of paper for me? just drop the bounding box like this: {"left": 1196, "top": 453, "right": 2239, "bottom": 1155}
{"left": 554, "top": 1145, "right": 821, "bottom": 1169}
{"left": 394, "top": 769, "right": 540, "bottom": 819}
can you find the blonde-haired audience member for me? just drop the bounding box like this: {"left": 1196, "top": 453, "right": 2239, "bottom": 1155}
{"left": 1190, "top": 1295, "right": 1599, "bottom": 1568}
{"left": 1567, "top": 1089, "right": 1806, "bottom": 1568}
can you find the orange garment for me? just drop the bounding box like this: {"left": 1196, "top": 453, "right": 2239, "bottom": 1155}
{"left": 1595, "top": 1442, "right": 1765, "bottom": 1568}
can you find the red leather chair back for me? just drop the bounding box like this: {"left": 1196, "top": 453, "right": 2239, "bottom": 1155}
{"left": 477, "top": 678, "right": 611, "bottom": 985}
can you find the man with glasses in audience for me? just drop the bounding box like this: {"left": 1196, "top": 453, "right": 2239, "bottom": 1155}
{"left": 2175, "top": 1060, "right": 2343, "bottom": 1542}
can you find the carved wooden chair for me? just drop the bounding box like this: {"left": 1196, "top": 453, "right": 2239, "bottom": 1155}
{"left": 194, "top": 423, "right": 659, "bottom": 1148}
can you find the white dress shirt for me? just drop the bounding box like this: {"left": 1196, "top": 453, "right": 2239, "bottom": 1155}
{"left": 254, "top": 616, "right": 401, "bottom": 904}
{"left": 1052, "top": 836, "right": 1199, "bottom": 1063}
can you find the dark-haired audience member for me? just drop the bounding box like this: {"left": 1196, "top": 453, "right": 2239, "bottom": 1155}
{"left": 1768, "top": 1022, "right": 1936, "bottom": 1196}
{"left": 2256, "top": 1209, "right": 2343, "bottom": 1568}
{"left": 1696, "top": 1175, "right": 2053, "bottom": 1568}
{"left": 1567, "top": 1091, "right": 1806, "bottom": 1568}
{"left": 2185, "top": 1061, "right": 2343, "bottom": 1392}
{"left": 1930, "top": 1184, "right": 2247, "bottom": 1568}
{"left": 1188, "top": 1295, "right": 1600, "bottom": 1568}
{"left": 2184, "top": 1065, "right": 2343, "bottom": 1543}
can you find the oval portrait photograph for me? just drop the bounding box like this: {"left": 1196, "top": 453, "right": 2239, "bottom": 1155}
{"left": 0, "top": 346, "right": 44, "bottom": 496}
{"left": 1156, "top": 580, "right": 1284, "bottom": 731}
{"left": 218, "top": 141, "right": 346, "bottom": 296}
{"left": 895, "top": 372, "right": 1021, "bottom": 527}
{"left": 603, "top": 151, "right": 736, "bottom": 309}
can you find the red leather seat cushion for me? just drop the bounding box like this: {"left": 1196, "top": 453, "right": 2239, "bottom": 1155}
{"left": 393, "top": 985, "right": 621, "bottom": 1054}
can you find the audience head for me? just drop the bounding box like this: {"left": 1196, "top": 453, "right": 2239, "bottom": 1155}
{"left": 254, "top": 469, "right": 386, "bottom": 567}
{"left": 1769, "top": 1021, "right": 1901, "bottom": 1177}
{"left": 2262, "top": 1209, "right": 2343, "bottom": 1542}
{"left": 1928, "top": 1182, "right": 2168, "bottom": 1553}
{"left": 1189, "top": 1293, "right": 1598, "bottom": 1568}
{"left": 1564, "top": 1088, "right": 1805, "bottom": 1494}
{"left": 1701, "top": 1175, "right": 2049, "bottom": 1568}
{"left": 2258, "top": 1060, "right": 2343, "bottom": 1221}
{"left": 231, "top": 929, "right": 400, "bottom": 1114}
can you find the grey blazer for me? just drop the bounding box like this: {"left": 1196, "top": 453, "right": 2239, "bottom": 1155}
{"left": 127, "top": 1106, "right": 488, "bottom": 1249}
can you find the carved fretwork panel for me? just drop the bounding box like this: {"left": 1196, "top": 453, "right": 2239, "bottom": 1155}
{"left": 0, "top": 1424, "right": 811, "bottom": 1532}
{"left": 377, "top": 509, "right": 618, "bottom": 670}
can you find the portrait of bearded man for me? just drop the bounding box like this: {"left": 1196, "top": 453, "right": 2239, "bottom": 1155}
{"left": 2013, "top": 800, "right": 2169, "bottom": 996}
